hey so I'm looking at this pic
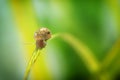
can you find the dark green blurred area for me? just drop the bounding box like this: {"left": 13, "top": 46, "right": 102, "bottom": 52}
{"left": 0, "top": 0, "right": 120, "bottom": 80}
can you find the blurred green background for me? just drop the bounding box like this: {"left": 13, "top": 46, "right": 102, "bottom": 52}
{"left": 0, "top": 0, "right": 120, "bottom": 80}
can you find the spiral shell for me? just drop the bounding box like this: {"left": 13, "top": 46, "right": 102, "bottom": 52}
{"left": 34, "top": 27, "right": 51, "bottom": 49}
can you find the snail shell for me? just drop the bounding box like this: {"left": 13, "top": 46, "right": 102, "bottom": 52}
{"left": 34, "top": 28, "right": 51, "bottom": 49}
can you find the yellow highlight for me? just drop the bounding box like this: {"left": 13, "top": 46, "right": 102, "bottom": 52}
{"left": 10, "top": 1, "right": 51, "bottom": 80}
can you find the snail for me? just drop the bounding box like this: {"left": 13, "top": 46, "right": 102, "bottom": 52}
{"left": 34, "top": 27, "right": 51, "bottom": 49}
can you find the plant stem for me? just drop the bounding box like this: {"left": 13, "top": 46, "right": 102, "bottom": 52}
{"left": 24, "top": 48, "right": 41, "bottom": 80}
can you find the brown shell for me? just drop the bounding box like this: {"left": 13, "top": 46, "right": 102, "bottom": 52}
{"left": 34, "top": 27, "right": 51, "bottom": 49}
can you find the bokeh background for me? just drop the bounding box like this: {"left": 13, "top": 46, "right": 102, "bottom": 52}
{"left": 0, "top": 0, "right": 120, "bottom": 80}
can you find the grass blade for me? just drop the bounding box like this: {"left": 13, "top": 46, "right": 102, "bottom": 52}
{"left": 52, "top": 33, "right": 100, "bottom": 73}
{"left": 102, "top": 38, "right": 120, "bottom": 69}
{"left": 24, "top": 49, "right": 41, "bottom": 80}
